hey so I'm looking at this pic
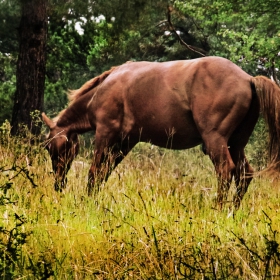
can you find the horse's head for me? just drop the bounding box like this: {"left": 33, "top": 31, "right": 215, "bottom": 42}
{"left": 42, "top": 113, "right": 79, "bottom": 191}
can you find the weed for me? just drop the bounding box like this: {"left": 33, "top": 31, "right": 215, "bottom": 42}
{"left": 0, "top": 120, "right": 280, "bottom": 278}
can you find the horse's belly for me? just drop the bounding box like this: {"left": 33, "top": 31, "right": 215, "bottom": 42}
{"left": 129, "top": 120, "right": 202, "bottom": 150}
{"left": 148, "top": 132, "right": 202, "bottom": 149}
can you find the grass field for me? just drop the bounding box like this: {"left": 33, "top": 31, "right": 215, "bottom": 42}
{"left": 1, "top": 122, "right": 280, "bottom": 279}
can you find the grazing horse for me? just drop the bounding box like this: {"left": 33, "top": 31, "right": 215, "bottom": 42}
{"left": 42, "top": 56, "right": 280, "bottom": 209}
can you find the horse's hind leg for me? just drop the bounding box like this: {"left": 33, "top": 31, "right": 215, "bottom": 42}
{"left": 229, "top": 100, "right": 259, "bottom": 209}
{"left": 203, "top": 136, "right": 236, "bottom": 209}
{"left": 230, "top": 146, "right": 254, "bottom": 209}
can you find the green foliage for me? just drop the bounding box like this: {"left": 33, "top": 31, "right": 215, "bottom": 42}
{"left": 0, "top": 3, "right": 17, "bottom": 125}
{"left": 174, "top": 0, "right": 280, "bottom": 77}
{"left": 246, "top": 118, "right": 269, "bottom": 170}
{"left": 0, "top": 122, "right": 55, "bottom": 279}
{"left": 0, "top": 53, "right": 16, "bottom": 123}
{"left": 0, "top": 0, "right": 20, "bottom": 54}
{"left": 0, "top": 212, "right": 30, "bottom": 279}
{"left": 44, "top": 80, "right": 68, "bottom": 117}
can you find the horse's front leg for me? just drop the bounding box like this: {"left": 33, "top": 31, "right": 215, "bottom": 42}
{"left": 87, "top": 142, "right": 132, "bottom": 195}
{"left": 53, "top": 159, "right": 72, "bottom": 192}
{"left": 88, "top": 147, "right": 113, "bottom": 195}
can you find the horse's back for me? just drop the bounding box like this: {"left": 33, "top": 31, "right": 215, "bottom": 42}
{"left": 115, "top": 56, "right": 251, "bottom": 83}
{"left": 91, "top": 57, "right": 254, "bottom": 149}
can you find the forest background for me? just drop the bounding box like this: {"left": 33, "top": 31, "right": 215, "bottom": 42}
{"left": 0, "top": 0, "right": 280, "bottom": 126}
{"left": 1, "top": 1, "right": 280, "bottom": 278}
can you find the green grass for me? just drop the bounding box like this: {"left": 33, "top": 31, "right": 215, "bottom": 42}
{"left": 1, "top": 127, "right": 280, "bottom": 279}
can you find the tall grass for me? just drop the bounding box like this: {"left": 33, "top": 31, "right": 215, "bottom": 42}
{"left": 1, "top": 120, "right": 280, "bottom": 279}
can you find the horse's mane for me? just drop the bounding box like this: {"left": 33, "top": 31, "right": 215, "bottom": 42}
{"left": 52, "top": 67, "right": 117, "bottom": 123}
{"left": 67, "top": 66, "right": 118, "bottom": 105}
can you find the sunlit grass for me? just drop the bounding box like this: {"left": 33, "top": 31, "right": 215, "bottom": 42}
{"left": 1, "top": 127, "right": 280, "bottom": 279}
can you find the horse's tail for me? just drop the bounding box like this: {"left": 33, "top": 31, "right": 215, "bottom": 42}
{"left": 251, "top": 76, "right": 280, "bottom": 172}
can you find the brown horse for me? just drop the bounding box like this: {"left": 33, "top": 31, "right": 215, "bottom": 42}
{"left": 42, "top": 56, "right": 280, "bottom": 209}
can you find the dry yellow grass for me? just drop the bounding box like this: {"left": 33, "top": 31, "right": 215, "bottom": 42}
{"left": 1, "top": 124, "right": 280, "bottom": 279}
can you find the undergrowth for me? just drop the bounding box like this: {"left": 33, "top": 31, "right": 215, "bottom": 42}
{"left": 1, "top": 119, "right": 280, "bottom": 279}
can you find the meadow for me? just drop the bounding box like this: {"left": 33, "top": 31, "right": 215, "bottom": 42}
{"left": 1, "top": 120, "right": 280, "bottom": 279}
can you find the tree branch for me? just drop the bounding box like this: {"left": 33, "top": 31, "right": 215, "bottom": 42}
{"left": 167, "top": 6, "right": 207, "bottom": 57}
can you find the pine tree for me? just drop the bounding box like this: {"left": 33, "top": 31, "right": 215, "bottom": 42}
{"left": 11, "top": 0, "right": 48, "bottom": 135}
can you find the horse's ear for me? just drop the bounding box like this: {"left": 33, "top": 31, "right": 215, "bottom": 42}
{"left": 42, "top": 112, "right": 55, "bottom": 129}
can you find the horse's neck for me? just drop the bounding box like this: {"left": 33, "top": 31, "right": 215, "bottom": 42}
{"left": 57, "top": 93, "right": 93, "bottom": 134}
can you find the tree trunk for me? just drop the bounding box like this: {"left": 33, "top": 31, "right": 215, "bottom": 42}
{"left": 11, "top": 0, "right": 47, "bottom": 136}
